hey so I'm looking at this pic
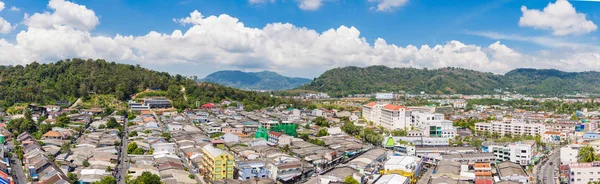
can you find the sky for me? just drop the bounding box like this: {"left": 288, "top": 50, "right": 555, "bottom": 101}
{"left": 0, "top": 0, "right": 599, "bottom": 78}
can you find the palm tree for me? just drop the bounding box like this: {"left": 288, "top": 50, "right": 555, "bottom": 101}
{"left": 577, "top": 146, "right": 600, "bottom": 162}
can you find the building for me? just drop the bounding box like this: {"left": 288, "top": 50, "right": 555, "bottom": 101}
{"left": 453, "top": 101, "right": 467, "bottom": 109}
{"left": 363, "top": 102, "right": 409, "bottom": 130}
{"left": 496, "top": 162, "right": 529, "bottom": 184}
{"left": 376, "top": 92, "right": 395, "bottom": 100}
{"left": 143, "top": 97, "right": 172, "bottom": 109}
{"left": 381, "top": 156, "right": 421, "bottom": 176}
{"left": 236, "top": 160, "right": 270, "bottom": 181}
{"left": 312, "top": 109, "right": 323, "bottom": 117}
{"left": 569, "top": 162, "right": 600, "bottom": 184}
{"left": 201, "top": 145, "right": 234, "bottom": 180}
{"left": 475, "top": 120, "right": 546, "bottom": 136}
{"left": 561, "top": 144, "right": 588, "bottom": 165}
{"left": 483, "top": 141, "right": 535, "bottom": 166}
{"left": 410, "top": 111, "right": 456, "bottom": 138}
{"left": 383, "top": 136, "right": 449, "bottom": 147}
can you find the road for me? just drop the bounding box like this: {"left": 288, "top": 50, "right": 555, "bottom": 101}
{"left": 117, "top": 112, "right": 129, "bottom": 184}
{"left": 69, "top": 98, "right": 82, "bottom": 108}
{"left": 538, "top": 150, "right": 560, "bottom": 184}
{"left": 7, "top": 142, "right": 27, "bottom": 184}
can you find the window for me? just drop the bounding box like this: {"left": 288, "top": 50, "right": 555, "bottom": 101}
{"left": 227, "top": 174, "right": 233, "bottom": 178}
{"left": 227, "top": 160, "right": 233, "bottom": 165}
{"left": 578, "top": 172, "right": 581, "bottom": 175}
{"left": 216, "top": 160, "right": 222, "bottom": 165}
{"left": 216, "top": 168, "right": 221, "bottom": 172}
{"left": 216, "top": 174, "right": 221, "bottom": 179}
{"left": 577, "top": 179, "right": 581, "bottom": 181}
{"left": 591, "top": 178, "right": 594, "bottom": 181}
{"left": 227, "top": 167, "right": 233, "bottom": 171}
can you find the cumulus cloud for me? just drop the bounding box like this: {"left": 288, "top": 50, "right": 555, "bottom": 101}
{"left": 0, "top": 0, "right": 599, "bottom": 77}
{"left": 368, "top": 0, "right": 409, "bottom": 12}
{"left": 9, "top": 6, "right": 19, "bottom": 12}
{"left": 24, "top": 0, "right": 99, "bottom": 31}
{"left": 0, "top": 17, "right": 11, "bottom": 34}
{"left": 519, "top": 0, "right": 597, "bottom": 36}
{"left": 248, "top": 0, "right": 327, "bottom": 11}
{"left": 0, "top": 1, "right": 4, "bottom": 12}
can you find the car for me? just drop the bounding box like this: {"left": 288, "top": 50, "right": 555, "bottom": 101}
{"left": 549, "top": 162, "right": 553, "bottom": 165}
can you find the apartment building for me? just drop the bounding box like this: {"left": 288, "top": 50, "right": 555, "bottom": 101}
{"left": 569, "top": 162, "right": 600, "bottom": 184}
{"left": 363, "top": 102, "right": 409, "bottom": 130}
{"left": 475, "top": 120, "right": 545, "bottom": 136}
{"left": 411, "top": 111, "right": 455, "bottom": 138}
{"left": 483, "top": 141, "right": 536, "bottom": 166}
{"left": 201, "top": 145, "right": 234, "bottom": 180}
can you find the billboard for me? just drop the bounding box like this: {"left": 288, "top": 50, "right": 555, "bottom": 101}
{"left": 575, "top": 124, "right": 585, "bottom": 132}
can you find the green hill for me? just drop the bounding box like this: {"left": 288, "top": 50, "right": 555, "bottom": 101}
{"left": 299, "top": 66, "right": 600, "bottom": 96}
{"left": 0, "top": 59, "right": 295, "bottom": 110}
{"left": 202, "top": 70, "right": 311, "bottom": 90}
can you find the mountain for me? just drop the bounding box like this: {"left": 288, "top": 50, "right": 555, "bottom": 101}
{"left": 202, "top": 70, "right": 311, "bottom": 90}
{"left": 299, "top": 66, "right": 600, "bottom": 96}
{"left": 0, "top": 58, "right": 295, "bottom": 110}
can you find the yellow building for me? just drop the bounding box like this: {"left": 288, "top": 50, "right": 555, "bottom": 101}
{"left": 201, "top": 145, "right": 234, "bottom": 180}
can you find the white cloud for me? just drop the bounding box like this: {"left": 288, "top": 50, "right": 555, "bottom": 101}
{"left": 173, "top": 10, "right": 203, "bottom": 26}
{"left": 297, "top": 0, "right": 324, "bottom": 10}
{"left": 9, "top": 6, "right": 19, "bottom": 12}
{"left": 24, "top": 0, "right": 99, "bottom": 31}
{"left": 368, "top": 0, "right": 408, "bottom": 12}
{"left": 0, "top": 1, "right": 4, "bottom": 12}
{"left": 467, "top": 31, "right": 597, "bottom": 49}
{"left": 248, "top": 0, "right": 327, "bottom": 11}
{"left": 0, "top": 17, "right": 11, "bottom": 34}
{"left": 519, "top": 0, "right": 597, "bottom": 36}
{"left": 0, "top": 1, "right": 599, "bottom": 77}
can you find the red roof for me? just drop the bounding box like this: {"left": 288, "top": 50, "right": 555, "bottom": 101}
{"left": 269, "top": 131, "right": 282, "bottom": 137}
{"left": 545, "top": 131, "right": 561, "bottom": 135}
{"left": 364, "top": 102, "right": 377, "bottom": 107}
{"left": 383, "top": 104, "right": 407, "bottom": 111}
{"left": 202, "top": 103, "right": 215, "bottom": 108}
{"left": 210, "top": 139, "right": 225, "bottom": 144}
{"left": 475, "top": 180, "right": 493, "bottom": 184}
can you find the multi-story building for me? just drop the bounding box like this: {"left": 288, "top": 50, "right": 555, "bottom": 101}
{"left": 202, "top": 145, "right": 234, "bottom": 180}
{"left": 363, "top": 102, "right": 409, "bottom": 130}
{"left": 569, "top": 162, "right": 600, "bottom": 184}
{"left": 236, "top": 160, "right": 270, "bottom": 180}
{"left": 411, "top": 111, "right": 455, "bottom": 138}
{"left": 475, "top": 120, "right": 545, "bottom": 136}
{"left": 483, "top": 141, "right": 536, "bottom": 166}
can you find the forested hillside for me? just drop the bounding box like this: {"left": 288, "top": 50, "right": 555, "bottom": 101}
{"left": 299, "top": 66, "right": 600, "bottom": 97}
{"left": 202, "top": 70, "right": 311, "bottom": 90}
{"left": 0, "top": 59, "right": 295, "bottom": 110}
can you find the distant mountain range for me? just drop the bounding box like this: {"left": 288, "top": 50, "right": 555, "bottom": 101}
{"left": 202, "top": 70, "right": 312, "bottom": 91}
{"left": 298, "top": 66, "right": 600, "bottom": 97}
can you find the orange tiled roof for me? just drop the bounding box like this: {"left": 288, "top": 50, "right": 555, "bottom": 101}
{"left": 474, "top": 163, "right": 491, "bottom": 168}
{"left": 475, "top": 171, "right": 492, "bottom": 176}
{"left": 383, "top": 104, "right": 407, "bottom": 111}
{"left": 545, "top": 131, "right": 561, "bottom": 135}
{"left": 43, "top": 131, "right": 61, "bottom": 137}
{"left": 364, "top": 102, "right": 377, "bottom": 107}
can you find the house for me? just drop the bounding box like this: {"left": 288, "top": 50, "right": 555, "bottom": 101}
{"left": 44, "top": 105, "right": 61, "bottom": 112}
{"left": 236, "top": 160, "right": 270, "bottom": 181}
{"left": 497, "top": 162, "right": 529, "bottom": 184}
{"left": 267, "top": 132, "right": 282, "bottom": 146}
{"left": 42, "top": 131, "right": 70, "bottom": 140}
{"left": 201, "top": 145, "right": 234, "bottom": 180}
{"left": 152, "top": 143, "right": 176, "bottom": 155}
{"left": 201, "top": 103, "right": 216, "bottom": 109}
{"left": 221, "top": 133, "right": 240, "bottom": 143}
{"left": 143, "top": 97, "right": 172, "bottom": 109}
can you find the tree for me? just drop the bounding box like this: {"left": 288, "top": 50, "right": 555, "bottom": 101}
{"left": 83, "top": 159, "right": 90, "bottom": 167}
{"left": 98, "top": 124, "right": 106, "bottom": 129}
{"left": 578, "top": 146, "right": 600, "bottom": 163}
{"left": 92, "top": 176, "right": 117, "bottom": 184}
{"left": 313, "top": 117, "right": 329, "bottom": 127}
{"left": 106, "top": 117, "right": 120, "bottom": 129}
{"left": 344, "top": 176, "right": 360, "bottom": 184}
{"left": 68, "top": 173, "right": 78, "bottom": 182}
{"left": 127, "top": 142, "right": 139, "bottom": 154}
{"left": 161, "top": 132, "right": 172, "bottom": 141}
{"left": 392, "top": 129, "right": 407, "bottom": 136}
{"left": 280, "top": 144, "right": 291, "bottom": 154}
{"left": 188, "top": 174, "right": 195, "bottom": 179}
{"left": 317, "top": 128, "right": 329, "bottom": 137}
{"left": 128, "top": 171, "right": 161, "bottom": 184}
{"left": 128, "top": 131, "right": 138, "bottom": 137}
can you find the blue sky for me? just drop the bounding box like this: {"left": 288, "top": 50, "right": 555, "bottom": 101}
{"left": 0, "top": 0, "right": 599, "bottom": 78}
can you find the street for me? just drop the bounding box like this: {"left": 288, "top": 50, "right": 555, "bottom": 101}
{"left": 7, "top": 142, "right": 27, "bottom": 184}
{"left": 117, "top": 113, "right": 129, "bottom": 184}
{"left": 538, "top": 150, "right": 560, "bottom": 184}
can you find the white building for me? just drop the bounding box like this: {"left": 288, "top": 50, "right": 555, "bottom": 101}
{"left": 363, "top": 102, "right": 410, "bottom": 130}
{"left": 382, "top": 156, "right": 421, "bottom": 173}
{"left": 484, "top": 141, "right": 535, "bottom": 166}
{"left": 561, "top": 144, "right": 600, "bottom": 165}
{"left": 453, "top": 101, "right": 467, "bottom": 109}
{"left": 411, "top": 111, "right": 455, "bottom": 138}
{"left": 475, "top": 120, "right": 546, "bottom": 136}
{"left": 376, "top": 92, "right": 394, "bottom": 100}
{"left": 569, "top": 162, "right": 600, "bottom": 184}
{"left": 312, "top": 109, "right": 323, "bottom": 117}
